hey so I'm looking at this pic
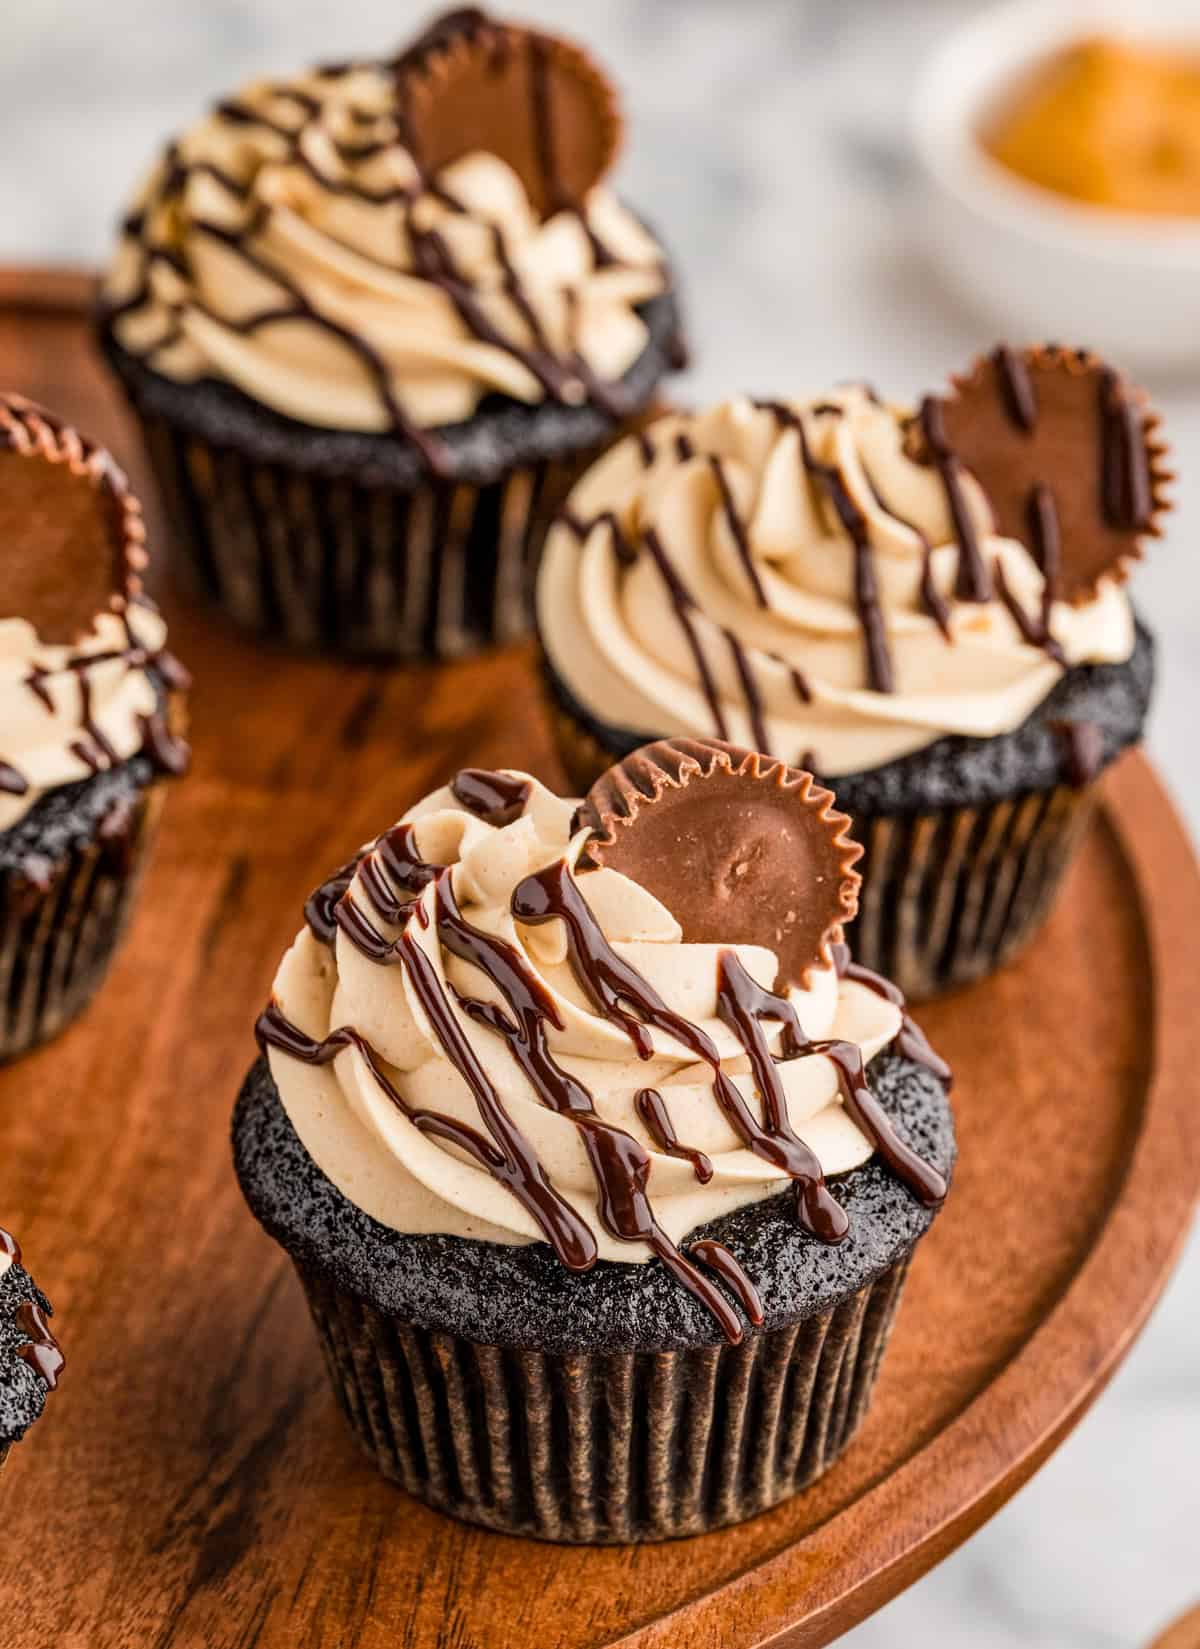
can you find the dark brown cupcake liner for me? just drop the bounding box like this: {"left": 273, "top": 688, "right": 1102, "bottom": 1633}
{"left": 545, "top": 684, "right": 625, "bottom": 798}
{"left": 542, "top": 663, "right": 1097, "bottom": 1001}
{"left": 132, "top": 410, "right": 601, "bottom": 659}
{"left": 294, "top": 1251, "right": 911, "bottom": 1543}
{"left": 849, "top": 781, "right": 1092, "bottom": 999}
{"left": 0, "top": 781, "right": 165, "bottom": 1061}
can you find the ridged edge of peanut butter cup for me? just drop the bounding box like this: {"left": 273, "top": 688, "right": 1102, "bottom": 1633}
{"left": 912, "top": 343, "right": 1171, "bottom": 605}
{"left": 396, "top": 8, "right": 622, "bottom": 215}
{"left": 577, "top": 738, "right": 863, "bottom": 989}
{"left": 0, "top": 392, "right": 148, "bottom": 644}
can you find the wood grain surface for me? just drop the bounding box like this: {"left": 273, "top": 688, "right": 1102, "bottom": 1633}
{"left": 1150, "top": 1603, "right": 1200, "bottom": 1649}
{"left": 0, "top": 270, "right": 1197, "bottom": 1649}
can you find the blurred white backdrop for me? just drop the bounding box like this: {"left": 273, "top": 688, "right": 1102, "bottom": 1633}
{"left": 0, "top": 2, "right": 1197, "bottom": 1645}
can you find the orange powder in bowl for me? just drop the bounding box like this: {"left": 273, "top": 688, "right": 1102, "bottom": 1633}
{"left": 981, "top": 36, "right": 1200, "bottom": 217}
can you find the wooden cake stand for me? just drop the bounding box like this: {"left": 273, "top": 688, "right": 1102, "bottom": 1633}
{"left": 0, "top": 270, "right": 1197, "bottom": 1649}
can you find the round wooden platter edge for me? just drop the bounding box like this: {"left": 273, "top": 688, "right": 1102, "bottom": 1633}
{"left": 0, "top": 267, "right": 1196, "bottom": 1649}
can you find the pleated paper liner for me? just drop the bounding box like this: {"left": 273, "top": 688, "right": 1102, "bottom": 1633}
{"left": 296, "top": 1252, "right": 911, "bottom": 1544}
{"left": 850, "top": 783, "right": 1094, "bottom": 999}
{"left": 124, "top": 402, "right": 618, "bottom": 660}
{"left": 539, "top": 656, "right": 1095, "bottom": 1000}
{"left": 0, "top": 780, "right": 165, "bottom": 1061}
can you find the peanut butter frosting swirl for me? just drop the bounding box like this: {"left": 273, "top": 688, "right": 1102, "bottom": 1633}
{"left": 259, "top": 768, "right": 947, "bottom": 1343}
{"left": 101, "top": 38, "right": 666, "bottom": 440}
{"left": 0, "top": 605, "right": 182, "bottom": 833}
{"left": 537, "top": 387, "right": 1136, "bottom": 776}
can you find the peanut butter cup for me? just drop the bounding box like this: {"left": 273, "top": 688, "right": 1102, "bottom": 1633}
{"left": 398, "top": 9, "right": 622, "bottom": 214}
{"left": 918, "top": 344, "right": 1171, "bottom": 603}
{"left": 0, "top": 394, "right": 147, "bottom": 645}
{"left": 579, "top": 738, "right": 861, "bottom": 988}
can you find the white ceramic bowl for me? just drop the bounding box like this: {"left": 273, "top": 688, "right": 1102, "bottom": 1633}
{"left": 913, "top": 0, "right": 1200, "bottom": 374}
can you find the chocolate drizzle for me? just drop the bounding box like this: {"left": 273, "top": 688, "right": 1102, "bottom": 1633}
{"left": 831, "top": 942, "right": 951, "bottom": 1087}
{"left": 1, "top": 1232, "right": 64, "bottom": 1394}
{"left": 755, "top": 400, "right": 896, "bottom": 694}
{"left": 14, "top": 1301, "right": 64, "bottom": 1391}
{"left": 450, "top": 768, "right": 532, "bottom": 827}
{"left": 916, "top": 396, "right": 993, "bottom": 603}
{"left": 994, "top": 558, "right": 1066, "bottom": 668}
{"left": 920, "top": 544, "right": 952, "bottom": 640}
{"left": 992, "top": 345, "right": 1037, "bottom": 432}
{"left": 709, "top": 456, "right": 767, "bottom": 608}
{"left": 723, "top": 631, "right": 771, "bottom": 757}
{"left": 304, "top": 853, "right": 365, "bottom": 943}
{"left": 1051, "top": 719, "right": 1105, "bottom": 788}
{"left": 4, "top": 604, "right": 189, "bottom": 802}
{"left": 642, "top": 527, "right": 731, "bottom": 740}
{"left": 635, "top": 1089, "right": 714, "bottom": 1183}
{"left": 1026, "top": 480, "right": 1061, "bottom": 649}
{"left": 1100, "top": 368, "right": 1152, "bottom": 531}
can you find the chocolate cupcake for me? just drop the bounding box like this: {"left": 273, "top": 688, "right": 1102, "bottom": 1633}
{"left": 233, "top": 742, "right": 954, "bottom": 1542}
{"left": 96, "top": 8, "right": 684, "bottom": 660}
{"left": 0, "top": 395, "right": 189, "bottom": 1060}
{"left": 0, "top": 1228, "right": 63, "bottom": 1469}
{"left": 537, "top": 347, "right": 1165, "bottom": 997}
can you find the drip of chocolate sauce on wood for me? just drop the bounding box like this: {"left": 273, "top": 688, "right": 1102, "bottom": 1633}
{"left": 450, "top": 768, "right": 532, "bottom": 827}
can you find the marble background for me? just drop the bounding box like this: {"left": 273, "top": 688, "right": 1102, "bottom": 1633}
{"left": 0, "top": 1, "right": 1197, "bottom": 1643}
